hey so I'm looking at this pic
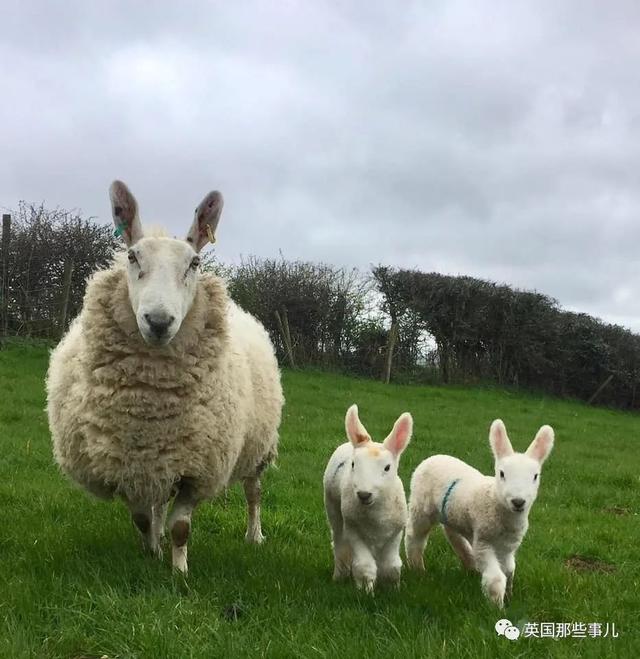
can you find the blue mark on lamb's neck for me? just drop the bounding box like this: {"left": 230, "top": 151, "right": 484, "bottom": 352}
{"left": 440, "top": 478, "right": 461, "bottom": 525}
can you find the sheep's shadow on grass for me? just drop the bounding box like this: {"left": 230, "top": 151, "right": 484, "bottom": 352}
{"left": 37, "top": 511, "right": 328, "bottom": 593}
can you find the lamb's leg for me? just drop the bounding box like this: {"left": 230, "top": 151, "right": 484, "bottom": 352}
{"left": 378, "top": 530, "right": 403, "bottom": 586}
{"left": 127, "top": 500, "right": 163, "bottom": 558}
{"left": 324, "top": 494, "right": 351, "bottom": 581}
{"left": 500, "top": 552, "right": 516, "bottom": 600}
{"left": 167, "top": 483, "right": 198, "bottom": 574}
{"left": 474, "top": 541, "right": 507, "bottom": 608}
{"left": 346, "top": 531, "right": 377, "bottom": 594}
{"left": 443, "top": 526, "right": 476, "bottom": 570}
{"left": 404, "top": 506, "right": 437, "bottom": 571}
{"left": 243, "top": 475, "right": 265, "bottom": 544}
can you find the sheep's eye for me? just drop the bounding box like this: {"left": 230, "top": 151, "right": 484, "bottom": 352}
{"left": 384, "top": 464, "right": 391, "bottom": 472}
{"left": 351, "top": 461, "right": 354, "bottom": 469}
{"left": 534, "top": 473, "right": 539, "bottom": 482}
{"left": 190, "top": 256, "right": 200, "bottom": 270}
{"left": 499, "top": 470, "right": 505, "bottom": 479}
{"left": 128, "top": 251, "right": 137, "bottom": 264}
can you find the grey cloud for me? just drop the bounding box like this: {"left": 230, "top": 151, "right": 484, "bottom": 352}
{"left": 2, "top": 0, "right": 640, "bottom": 330}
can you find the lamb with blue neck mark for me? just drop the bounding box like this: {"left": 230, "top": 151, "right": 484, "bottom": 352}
{"left": 405, "top": 419, "right": 554, "bottom": 608}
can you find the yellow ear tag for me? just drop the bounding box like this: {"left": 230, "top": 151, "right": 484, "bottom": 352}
{"left": 206, "top": 225, "right": 216, "bottom": 244}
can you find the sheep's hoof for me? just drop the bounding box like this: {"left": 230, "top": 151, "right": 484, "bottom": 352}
{"left": 381, "top": 567, "right": 402, "bottom": 585}
{"left": 485, "top": 588, "right": 505, "bottom": 609}
{"left": 172, "top": 560, "right": 188, "bottom": 576}
{"left": 245, "top": 531, "right": 266, "bottom": 544}
{"left": 141, "top": 538, "right": 163, "bottom": 560}
{"left": 406, "top": 555, "right": 425, "bottom": 572}
{"left": 332, "top": 566, "right": 350, "bottom": 581}
{"left": 356, "top": 578, "right": 376, "bottom": 594}
{"left": 172, "top": 544, "right": 188, "bottom": 575}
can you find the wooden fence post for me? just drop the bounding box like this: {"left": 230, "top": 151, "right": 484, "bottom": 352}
{"left": 382, "top": 321, "right": 398, "bottom": 384}
{"left": 587, "top": 374, "right": 614, "bottom": 406}
{"left": 1, "top": 214, "right": 11, "bottom": 336}
{"left": 58, "top": 258, "right": 74, "bottom": 338}
{"left": 275, "top": 309, "right": 296, "bottom": 368}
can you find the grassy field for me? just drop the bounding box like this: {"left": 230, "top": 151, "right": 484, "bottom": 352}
{"left": 0, "top": 342, "right": 638, "bottom": 658}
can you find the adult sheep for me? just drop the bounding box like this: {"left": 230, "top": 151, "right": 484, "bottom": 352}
{"left": 46, "top": 180, "right": 284, "bottom": 574}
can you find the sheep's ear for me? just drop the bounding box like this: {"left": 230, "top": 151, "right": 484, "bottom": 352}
{"left": 186, "top": 190, "right": 224, "bottom": 252}
{"left": 383, "top": 412, "right": 412, "bottom": 458}
{"left": 345, "top": 404, "right": 371, "bottom": 447}
{"left": 526, "top": 425, "right": 554, "bottom": 464}
{"left": 489, "top": 419, "right": 514, "bottom": 460}
{"left": 109, "top": 180, "right": 143, "bottom": 246}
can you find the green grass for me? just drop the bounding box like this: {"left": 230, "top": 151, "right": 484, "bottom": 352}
{"left": 0, "top": 343, "right": 638, "bottom": 658}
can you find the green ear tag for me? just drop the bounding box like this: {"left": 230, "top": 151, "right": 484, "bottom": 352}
{"left": 114, "top": 222, "right": 127, "bottom": 238}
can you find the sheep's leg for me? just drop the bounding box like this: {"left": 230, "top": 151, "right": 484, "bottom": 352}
{"left": 500, "top": 552, "right": 516, "bottom": 600}
{"left": 474, "top": 541, "right": 507, "bottom": 608}
{"left": 404, "top": 507, "right": 437, "bottom": 571}
{"left": 152, "top": 501, "right": 169, "bottom": 542}
{"left": 243, "top": 476, "right": 265, "bottom": 544}
{"left": 443, "top": 526, "right": 476, "bottom": 570}
{"left": 325, "top": 494, "right": 351, "bottom": 581}
{"left": 127, "top": 500, "right": 161, "bottom": 558}
{"left": 167, "top": 484, "right": 198, "bottom": 575}
{"left": 378, "top": 530, "right": 403, "bottom": 586}
{"left": 346, "top": 530, "right": 377, "bottom": 594}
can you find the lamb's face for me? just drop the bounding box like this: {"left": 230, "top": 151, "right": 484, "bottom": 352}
{"left": 489, "top": 419, "right": 554, "bottom": 515}
{"left": 108, "top": 180, "right": 224, "bottom": 347}
{"left": 493, "top": 453, "right": 541, "bottom": 514}
{"left": 343, "top": 404, "right": 413, "bottom": 507}
{"left": 349, "top": 443, "right": 398, "bottom": 506}
{"left": 126, "top": 237, "right": 200, "bottom": 346}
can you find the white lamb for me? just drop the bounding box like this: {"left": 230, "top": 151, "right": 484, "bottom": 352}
{"left": 405, "top": 419, "right": 554, "bottom": 607}
{"left": 46, "top": 180, "right": 284, "bottom": 574}
{"left": 323, "top": 404, "right": 413, "bottom": 593}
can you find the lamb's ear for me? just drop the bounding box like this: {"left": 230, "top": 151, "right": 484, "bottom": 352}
{"left": 526, "top": 425, "right": 554, "bottom": 464}
{"left": 489, "top": 419, "right": 514, "bottom": 460}
{"left": 345, "top": 404, "right": 371, "bottom": 447}
{"left": 186, "top": 190, "right": 224, "bottom": 252}
{"left": 383, "top": 412, "right": 413, "bottom": 458}
{"left": 109, "top": 180, "right": 143, "bottom": 246}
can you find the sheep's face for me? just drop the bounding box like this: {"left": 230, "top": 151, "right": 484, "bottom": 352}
{"left": 344, "top": 404, "right": 412, "bottom": 507}
{"left": 349, "top": 443, "right": 399, "bottom": 506}
{"left": 493, "top": 453, "right": 542, "bottom": 514}
{"left": 109, "top": 180, "right": 223, "bottom": 347}
{"left": 489, "top": 419, "right": 554, "bottom": 515}
{"left": 126, "top": 237, "right": 200, "bottom": 346}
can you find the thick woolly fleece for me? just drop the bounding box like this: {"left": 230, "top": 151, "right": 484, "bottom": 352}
{"left": 46, "top": 255, "right": 283, "bottom": 506}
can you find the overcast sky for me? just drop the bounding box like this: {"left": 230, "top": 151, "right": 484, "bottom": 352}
{"left": 2, "top": 1, "right": 640, "bottom": 329}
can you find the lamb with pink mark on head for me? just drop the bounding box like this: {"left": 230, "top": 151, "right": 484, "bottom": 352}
{"left": 323, "top": 404, "right": 413, "bottom": 593}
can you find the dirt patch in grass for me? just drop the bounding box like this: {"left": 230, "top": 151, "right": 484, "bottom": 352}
{"left": 602, "top": 505, "right": 632, "bottom": 516}
{"left": 565, "top": 555, "right": 616, "bottom": 573}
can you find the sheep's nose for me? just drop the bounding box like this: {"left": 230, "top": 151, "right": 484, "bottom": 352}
{"left": 144, "top": 313, "right": 175, "bottom": 338}
{"left": 357, "top": 491, "right": 372, "bottom": 504}
{"left": 511, "top": 498, "right": 526, "bottom": 511}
